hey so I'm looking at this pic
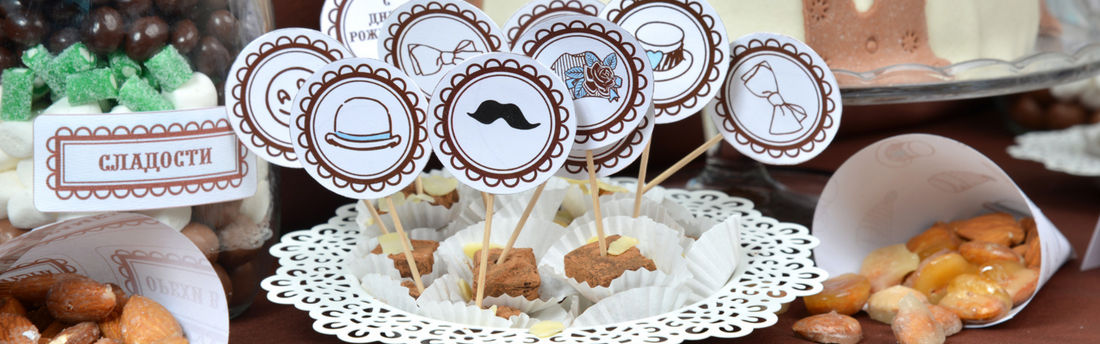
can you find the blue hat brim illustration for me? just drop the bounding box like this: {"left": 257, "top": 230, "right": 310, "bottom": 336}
{"left": 653, "top": 51, "right": 692, "bottom": 82}
{"left": 325, "top": 132, "right": 402, "bottom": 151}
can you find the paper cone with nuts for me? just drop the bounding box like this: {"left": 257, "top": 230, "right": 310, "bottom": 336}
{"left": 812, "top": 133, "right": 1073, "bottom": 328}
{"left": 0, "top": 213, "right": 229, "bottom": 343}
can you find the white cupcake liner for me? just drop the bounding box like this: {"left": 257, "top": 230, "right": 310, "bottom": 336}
{"left": 417, "top": 273, "right": 469, "bottom": 305}
{"left": 507, "top": 301, "right": 573, "bottom": 329}
{"left": 684, "top": 215, "right": 742, "bottom": 298}
{"left": 347, "top": 242, "right": 447, "bottom": 287}
{"left": 358, "top": 273, "right": 419, "bottom": 314}
{"left": 482, "top": 293, "right": 563, "bottom": 315}
{"left": 572, "top": 286, "right": 699, "bottom": 327}
{"left": 355, "top": 199, "right": 452, "bottom": 239}
{"left": 449, "top": 178, "right": 571, "bottom": 233}
{"left": 542, "top": 216, "right": 692, "bottom": 302}
{"left": 416, "top": 300, "right": 514, "bottom": 328}
{"left": 560, "top": 182, "right": 668, "bottom": 218}
{"left": 565, "top": 197, "right": 683, "bottom": 237}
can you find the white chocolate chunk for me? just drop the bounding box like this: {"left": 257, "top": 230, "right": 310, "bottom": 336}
{"left": 136, "top": 206, "right": 192, "bottom": 231}
{"left": 457, "top": 278, "right": 472, "bottom": 302}
{"left": 163, "top": 72, "right": 218, "bottom": 110}
{"left": 8, "top": 188, "right": 56, "bottom": 229}
{"left": 463, "top": 242, "right": 503, "bottom": 260}
{"left": 15, "top": 159, "right": 32, "bottom": 188}
{"left": 0, "top": 120, "right": 35, "bottom": 158}
{"left": 378, "top": 232, "right": 408, "bottom": 254}
{"left": 529, "top": 321, "right": 565, "bottom": 338}
{"left": 421, "top": 175, "right": 458, "bottom": 196}
{"left": 240, "top": 180, "right": 271, "bottom": 224}
{"left": 607, "top": 236, "right": 640, "bottom": 256}
{"left": 43, "top": 97, "right": 103, "bottom": 115}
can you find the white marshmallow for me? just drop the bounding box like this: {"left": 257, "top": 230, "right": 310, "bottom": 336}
{"left": 163, "top": 72, "right": 218, "bottom": 110}
{"left": 1081, "top": 78, "right": 1100, "bottom": 110}
{"left": 15, "top": 159, "right": 31, "bottom": 188}
{"left": 43, "top": 97, "right": 103, "bottom": 115}
{"left": 0, "top": 170, "right": 26, "bottom": 220}
{"left": 8, "top": 188, "right": 56, "bottom": 229}
{"left": 0, "top": 121, "right": 35, "bottom": 158}
{"left": 240, "top": 180, "right": 271, "bottom": 224}
{"left": 110, "top": 105, "right": 133, "bottom": 113}
{"left": 0, "top": 148, "right": 19, "bottom": 172}
{"left": 56, "top": 212, "right": 106, "bottom": 222}
{"left": 1051, "top": 78, "right": 1093, "bottom": 102}
{"left": 136, "top": 206, "right": 192, "bottom": 231}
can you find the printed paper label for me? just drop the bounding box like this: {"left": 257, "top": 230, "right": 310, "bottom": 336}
{"left": 33, "top": 107, "right": 258, "bottom": 212}
{"left": 321, "top": 0, "right": 412, "bottom": 59}
{"left": 501, "top": 0, "right": 604, "bottom": 48}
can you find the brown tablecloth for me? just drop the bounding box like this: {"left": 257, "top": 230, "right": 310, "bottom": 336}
{"left": 232, "top": 105, "right": 1100, "bottom": 343}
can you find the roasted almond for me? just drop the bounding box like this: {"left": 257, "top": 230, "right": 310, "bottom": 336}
{"left": 120, "top": 296, "right": 182, "bottom": 344}
{"left": 97, "top": 285, "right": 128, "bottom": 341}
{"left": 93, "top": 339, "right": 122, "bottom": 344}
{"left": 27, "top": 307, "right": 55, "bottom": 333}
{"left": 150, "top": 336, "right": 188, "bottom": 344}
{"left": 48, "top": 322, "right": 100, "bottom": 344}
{"left": 11, "top": 274, "right": 87, "bottom": 306}
{"left": 1, "top": 294, "right": 27, "bottom": 317}
{"left": 952, "top": 213, "right": 1025, "bottom": 247}
{"left": 0, "top": 313, "right": 41, "bottom": 344}
{"left": 40, "top": 321, "right": 67, "bottom": 342}
{"left": 46, "top": 279, "right": 117, "bottom": 323}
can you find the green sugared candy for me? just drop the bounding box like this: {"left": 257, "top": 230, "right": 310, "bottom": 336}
{"left": 109, "top": 51, "right": 142, "bottom": 80}
{"left": 118, "top": 76, "right": 174, "bottom": 112}
{"left": 66, "top": 69, "right": 119, "bottom": 104}
{"left": 2, "top": 68, "right": 36, "bottom": 121}
{"left": 48, "top": 43, "right": 98, "bottom": 92}
{"left": 142, "top": 67, "right": 161, "bottom": 91}
{"left": 22, "top": 45, "right": 63, "bottom": 96}
{"left": 144, "top": 46, "right": 192, "bottom": 92}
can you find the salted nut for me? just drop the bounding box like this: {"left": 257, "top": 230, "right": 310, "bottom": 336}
{"left": 951, "top": 213, "right": 1025, "bottom": 247}
{"left": 120, "top": 296, "right": 184, "bottom": 344}
{"left": 792, "top": 311, "right": 862, "bottom": 344}
{"left": 860, "top": 244, "right": 919, "bottom": 293}
{"left": 803, "top": 274, "right": 871, "bottom": 316}
{"left": 46, "top": 279, "right": 117, "bottom": 323}
{"left": 0, "top": 313, "right": 40, "bottom": 344}
{"left": 892, "top": 293, "right": 945, "bottom": 344}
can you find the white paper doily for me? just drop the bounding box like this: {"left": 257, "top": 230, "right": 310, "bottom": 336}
{"left": 1008, "top": 124, "right": 1100, "bottom": 176}
{"left": 261, "top": 179, "right": 826, "bottom": 343}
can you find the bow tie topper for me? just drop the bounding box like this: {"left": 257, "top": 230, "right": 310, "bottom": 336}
{"left": 709, "top": 33, "right": 843, "bottom": 165}
{"left": 408, "top": 40, "right": 484, "bottom": 76}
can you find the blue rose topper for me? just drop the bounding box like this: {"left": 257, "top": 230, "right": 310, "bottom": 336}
{"left": 553, "top": 52, "right": 623, "bottom": 103}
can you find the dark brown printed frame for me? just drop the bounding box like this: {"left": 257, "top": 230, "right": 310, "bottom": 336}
{"left": 506, "top": 0, "right": 602, "bottom": 48}
{"left": 381, "top": 1, "right": 503, "bottom": 72}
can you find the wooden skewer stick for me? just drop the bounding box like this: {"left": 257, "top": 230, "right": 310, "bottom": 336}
{"left": 363, "top": 200, "right": 390, "bottom": 234}
{"left": 384, "top": 196, "right": 424, "bottom": 293}
{"left": 475, "top": 191, "right": 495, "bottom": 308}
{"left": 633, "top": 140, "right": 652, "bottom": 218}
{"left": 496, "top": 182, "right": 546, "bottom": 265}
{"left": 586, "top": 150, "right": 607, "bottom": 256}
{"left": 415, "top": 176, "right": 424, "bottom": 195}
{"left": 643, "top": 134, "right": 723, "bottom": 193}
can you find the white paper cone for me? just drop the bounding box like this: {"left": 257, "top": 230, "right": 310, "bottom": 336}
{"left": 416, "top": 300, "right": 514, "bottom": 328}
{"left": 347, "top": 239, "right": 447, "bottom": 287}
{"left": 684, "top": 215, "right": 741, "bottom": 297}
{"left": 812, "top": 134, "right": 1073, "bottom": 328}
{"left": 572, "top": 286, "right": 698, "bottom": 327}
{"left": 417, "top": 273, "right": 470, "bottom": 305}
{"left": 542, "top": 216, "right": 691, "bottom": 302}
{"left": 437, "top": 217, "right": 568, "bottom": 283}
{"left": 358, "top": 273, "right": 419, "bottom": 314}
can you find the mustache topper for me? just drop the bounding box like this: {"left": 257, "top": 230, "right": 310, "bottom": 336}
{"left": 467, "top": 100, "right": 541, "bottom": 130}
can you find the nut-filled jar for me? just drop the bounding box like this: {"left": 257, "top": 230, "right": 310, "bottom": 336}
{"left": 0, "top": 0, "right": 275, "bottom": 318}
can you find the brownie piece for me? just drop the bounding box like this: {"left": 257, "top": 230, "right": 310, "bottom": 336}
{"left": 371, "top": 239, "right": 439, "bottom": 278}
{"left": 564, "top": 235, "right": 656, "bottom": 288}
{"left": 400, "top": 280, "right": 421, "bottom": 299}
{"left": 492, "top": 305, "right": 522, "bottom": 319}
{"left": 472, "top": 248, "right": 541, "bottom": 301}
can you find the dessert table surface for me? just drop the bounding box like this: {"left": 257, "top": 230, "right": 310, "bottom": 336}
{"left": 231, "top": 106, "right": 1100, "bottom": 343}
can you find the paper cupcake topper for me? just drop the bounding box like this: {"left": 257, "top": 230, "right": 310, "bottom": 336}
{"left": 290, "top": 58, "right": 432, "bottom": 199}
{"left": 379, "top": 0, "right": 505, "bottom": 96}
{"left": 226, "top": 28, "right": 350, "bottom": 168}
{"left": 512, "top": 16, "right": 653, "bottom": 151}
{"left": 427, "top": 53, "right": 576, "bottom": 194}
{"left": 600, "top": 0, "right": 729, "bottom": 124}
{"left": 501, "top": 0, "right": 604, "bottom": 48}
{"left": 320, "top": 0, "right": 411, "bottom": 58}
{"left": 709, "top": 33, "right": 842, "bottom": 165}
{"left": 557, "top": 104, "right": 654, "bottom": 179}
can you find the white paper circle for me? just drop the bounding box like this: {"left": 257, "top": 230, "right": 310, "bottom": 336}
{"left": 501, "top": 0, "right": 605, "bottom": 48}
{"left": 556, "top": 103, "right": 655, "bottom": 179}
{"left": 600, "top": 0, "right": 729, "bottom": 124}
{"left": 426, "top": 52, "right": 577, "bottom": 194}
{"left": 708, "top": 33, "right": 843, "bottom": 165}
{"left": 320, "top": 0, "right": 412, "bottom": 59}
{"left": 290, "top": 58, "right": 432, "bottom": 199}
{"left": 226, "top": 28, "right": 350, "bottom": 168}
{"left": 512, "top": 15, "right": 653, "bottom": 151}
{"left": 378, "top": 0, "right": 506, "bottom": 96}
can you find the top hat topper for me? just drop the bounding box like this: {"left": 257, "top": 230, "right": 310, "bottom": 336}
{"left": 290, "top": 58, "right": 432, "bottom": 199}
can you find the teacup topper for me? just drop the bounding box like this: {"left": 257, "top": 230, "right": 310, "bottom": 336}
{"left": 501, "top": 0, "right": 604, "bottom": 48}
{"left": 558, "top": 104, "right": 654, "bottom": 179}
{"left": 512, "top": 16, "right": 653, "bottom": 151}
{"left": 709, "top": 33, "right": 842, "bottom": 165}
{"left": 226, "top": 28, "right": 350, "bottom": 168}
{"left": 600, "top": 0, "right": 729, "bottom": 124}
{"left": 320, "top": 0, "right": 411, "bottom": 58}
{"left": 427, "top": 52, "right": 577, "bottom": 194}
{"left": 379, "top": 0, "right": 505, "bottom": 96}
{"left": 289, "top": 58, "right": 432, "bottom": 199}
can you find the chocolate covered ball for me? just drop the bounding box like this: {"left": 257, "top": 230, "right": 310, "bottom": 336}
{"left": 1010, "top": 94, "right": 1045, "bottom": 130}
{"left": 1045, "top": 102, "right": 1088, "bottom": 130}
{"left": 125, "top": 16, "right": 169, "bottom": 60}
{"left": 227, "top": 262, "right": 256, "bottom": 306}
{"left": 117, "top": 0, "right": 153, "bottom": 18}
{"left": 48, "top": 1, "right": 83, "bottom": 26}
{"left": 155, "top": 0, "right": 199, "bottom": 17}
{"left": 203, "top": 0, "right": 228, "bottom": 10}
{"left": 170, "top": 19, "right": 199, "bottom": 54}
{"left": 4, "top": 9, "right": 48, "bottom": 46}
{"left": 83, "top": 7, "right": 126, "bottom": 54}
{"left": 181, "top": 222, "right": 219, "bottom": 264}
{"left": 0, "top": 47, "right": 17, "bottom": 71}
{"left": 212, "top": 263, "right": 233, "bottom": 303}
{"left": 194, "top": 35, "right": 231, "bottom": 79}
{"left": 0, "top": 219, "right": 28, "bottom": 245}
{"left": 216, "top": 216, "right": 263, "bottom": 269}
{"left": 0, "top": 0, "right": 25, "bottom": 17}
{"left": 49, "top": 27, "right": 81, "bottom": 53}
{"left": 204, "top": 10, "right": 237, "bottom": 46}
